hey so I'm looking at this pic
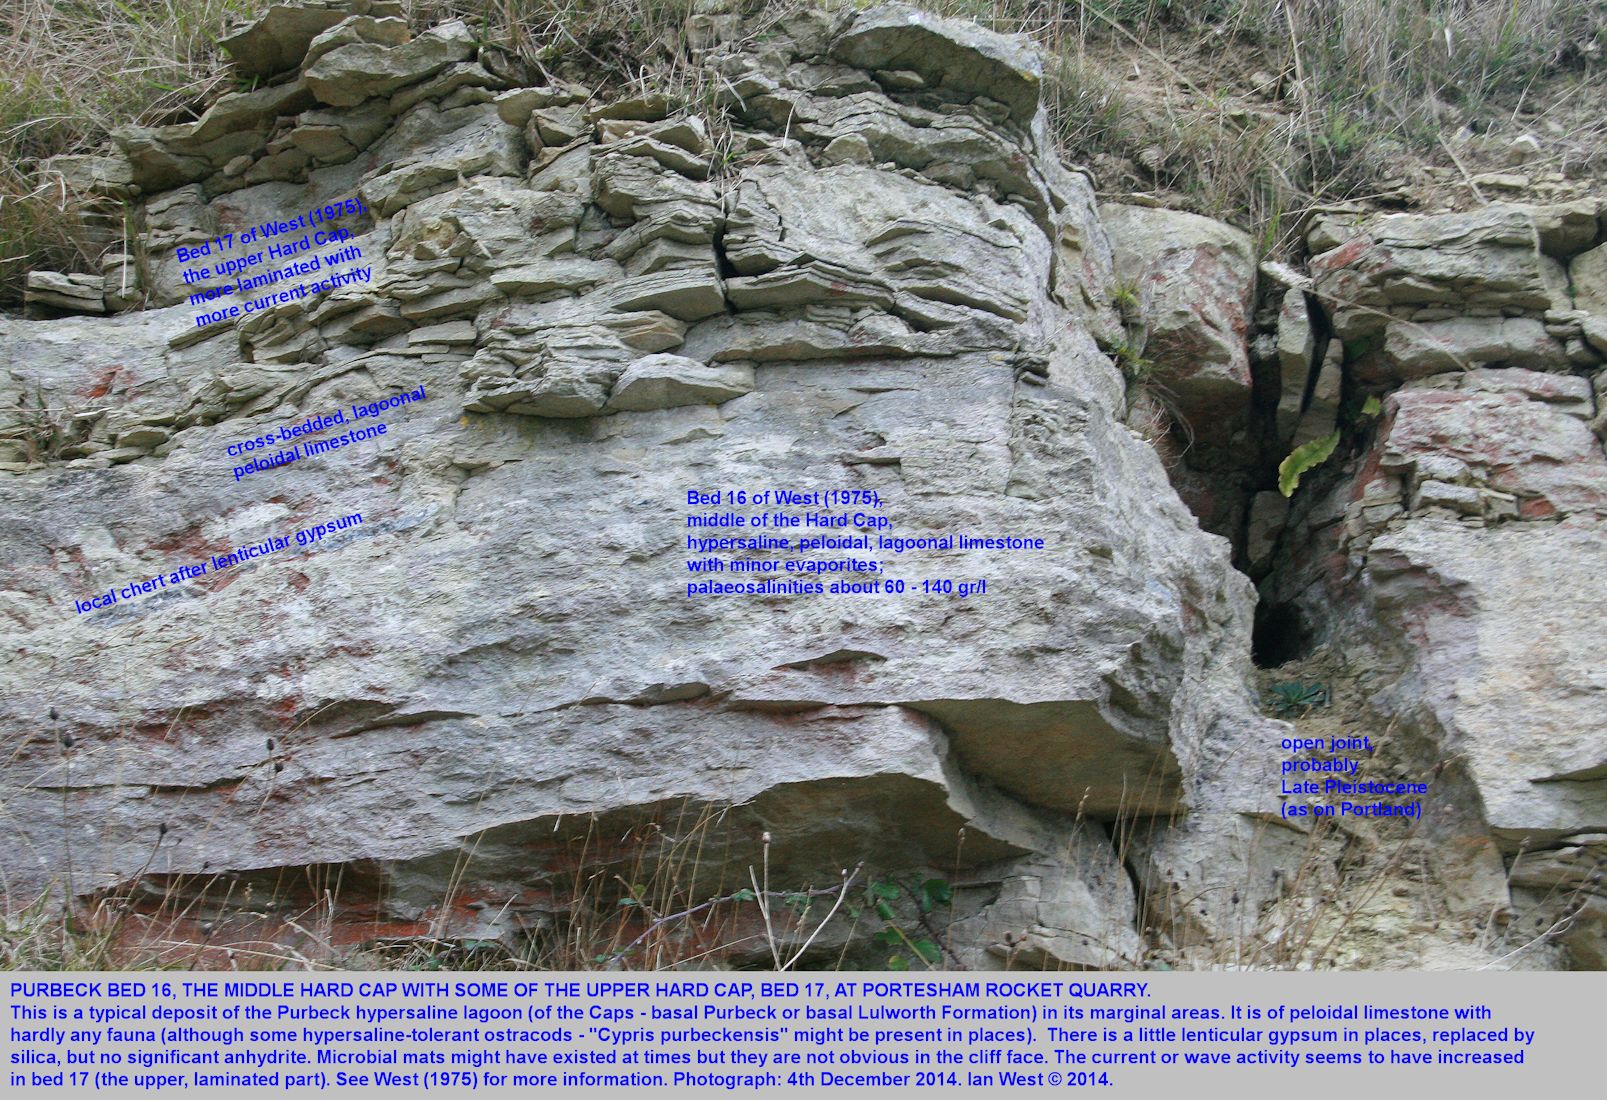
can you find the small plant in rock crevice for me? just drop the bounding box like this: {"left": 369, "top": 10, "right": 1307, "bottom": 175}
{"left": 3, "top": 386, "right": 90, "bottom": 465}
{"left": 860, "top": 876, "right": 952, "bottom": 970}
{"left": 1277, "top": 429, "right": 1340, "bottom": 497}
{"left": 1110, "top": 334, "right": 1154, "bottom": 387}
{"left": 1109, "top": 278, "right": 1143, "bottom": 321}
{"left": 1266, "top": 680, "right": 1330, "bottom": 717}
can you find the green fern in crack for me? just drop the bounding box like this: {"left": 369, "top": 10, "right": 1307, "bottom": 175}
{"left": 1278, "top": 430, "right": 1340, "bottom": 497}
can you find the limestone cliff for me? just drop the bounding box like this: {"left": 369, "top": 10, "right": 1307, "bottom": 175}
{"left": 1, "top": 1, "right": 1602, "bottom": 970}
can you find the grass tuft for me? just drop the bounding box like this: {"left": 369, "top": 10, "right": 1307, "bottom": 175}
{"left": 0, "top": 0, "right": 257, "bottom": 300}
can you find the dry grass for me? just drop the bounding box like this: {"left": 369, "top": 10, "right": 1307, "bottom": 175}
{"left": 928, "top": 1, "right": 1606, "bottom": 251}
{"left": 0, "top": 0, "right": 255, "bottom": 300}
{"left": 1, "top": 0, "right": 1600, "bottom": 298}
{"left": 407, "top": 0, "right": 706, "bottom": 71}
{"left": 1, "top": 0, "right": 251, "bottom": 163}
{"left": 1, "top": 794, "right": 909, "bottom": 972}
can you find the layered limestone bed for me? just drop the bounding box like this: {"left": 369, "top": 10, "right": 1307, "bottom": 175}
{"left": 1, "top": 1, "right": 1602, "bottom": 969}
{"left": 1259, "top": 206, "right": 1607, "bottom": 968}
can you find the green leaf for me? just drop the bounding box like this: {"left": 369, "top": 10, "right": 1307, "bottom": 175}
{"left": 913, "top": 938, "right": 941, "bottom": 964}
{"left": 1267, "top": 680, "right": 1330, "bottom": 716}
{"left": 1342, "top": 335, "right": 1377, "bottom": 361}
{"left": 110, "top": 1, "right": 149, "bottom": 29}
{"left": 874, "top": 900, "right": 895, "bottom": 922}
{"left": 1278, "top": 430, "right": 1341, "bottom": 497}
{"left": 888, "top": 955, "right": 909, "bottom": 971}
{"left": 618, "top": 897, "right": 638, "bottom": 907}
{"left": 1361, "top": 395, "right": 1382, "bottom": 416}
{"left": 870, "top": 881, "right": 900, "bottom": 901}
{"left": 731, "top": 888, "right": 756, "bottom": 903}
{"left": 917, "top": 878, "right": 953, "bottom": 913}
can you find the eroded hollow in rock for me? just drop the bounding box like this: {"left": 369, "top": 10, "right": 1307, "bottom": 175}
{"left": 1251, "top": 600, "right": 1316, "bottom": 668}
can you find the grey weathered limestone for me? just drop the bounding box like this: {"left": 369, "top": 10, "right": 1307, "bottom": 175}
{"left": 5, "top": 2, "right": 1604, "bottom": 969}
{"left": 101, "top": 254, "right": 142, "bottom": 312}
{"left": 605, "top": 354, "right": 754, "bottom": 411}
{"left": 1273, "top": 288, "right": 1345, "bottom": 446}
{"left": 1574, "top": 241, "right": 1607, "bottom": 316}
{"left": 828, "top": 4, "right": 1043, "bottom": 125}
{"left": 1276, "top": 209, "right": 1607, "bottom": 941}
{"left": 303, "top": 14, "right": 411, "bottom": 69}
{"left": 2, "top": 4, "right": 1269, "bottom": 968}
{"left": 305, "top": 20, "right": 478, "bottom": 108}
{"left": 1276, "top": 288, "right": 1313, "bottom": 385}
{"left": 38, "top": 153, "right": 135, "bottom": 198}
{"left": 1379, "top": 315, "right": 1568, "bottom": 379}
{"left": 1262, "top": 344, "right": 1607, "bottom": 965}
{"left": 25, "top": 272, "right": 106, "bottom": 315}
{"left": 946, "top": 846, "right": 1140, "bottom": 970}
{"left": 1245, "top": 490, "right": 1289, "bottom": 574}
{"left": 1584, "top": 315, "right": 1607, "bottom": 361}
{"left": 358, "top": 102, "right": 527, "bottom": 216}
{"left": 194, "top": 80, "right": 320, "bottom": 148}
{"left": 1101, "top": 203, "right": 1256, "bottom": 441}
{"left": 221, "top": 1, "right": 403, "bottom": 79}
{"left": 1308, "top": 203, "right": 1584, "bottom": 385}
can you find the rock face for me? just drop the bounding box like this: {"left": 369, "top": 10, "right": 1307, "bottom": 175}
{"left": 605, "top": 354, "right": 754, "bottom": 411}
{"left": 24, "top": 272, "right": 106, "bottom": 316}
{"left": 2, "top": 2, "right": 1603, "bottom": 971}
{"left": 1102, "top": 204, "right": 1256, "bottom": 442}
{"left": 1306, "top": 203, "right": 1591, "bottom": 383}
{"left": 1263, "top": 201, "right": 1607, "bottom": 968}
{"left": 0, "top": 2, "right": 1267, "bottom": 970}
{"left": 220, "top": 1, "right": 401, "bottom": 79}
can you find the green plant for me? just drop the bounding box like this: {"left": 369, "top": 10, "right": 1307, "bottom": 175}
{"left": 0, "top": 0, "right": 260, "bottom": 300}
{"left": 1277, "top": 429, "right": 1340, "bottom": 497}
{"left": 1339, "top": 392, "right": 1385, "bottom": 426}
{"left": 3, "top": 386, "right": 89, "bottom": 464}
{"left": 1266, "top": 680, "right": 1330, "bottom": 716}
{"left": 1110, "top": 335, "right": 1154, "bottom": 384}
{"left": 864, "top": 876, "right": 951, "bottom": 970}
{"left": 1109, "top": 278, "right": 1142, "bottom": 317}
